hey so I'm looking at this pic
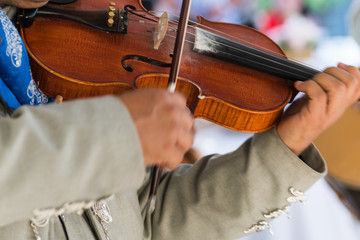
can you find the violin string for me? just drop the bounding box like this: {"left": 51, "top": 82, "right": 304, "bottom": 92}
{"left": 129, "top": 28, "right": 313, "bottom": 80}
{"left": 189, "top": 22, "right": 316, "bottom": 75}
{"left": 162, "top": 32, "right": 314, "bottom": 79}
{"left": 181, "top": 29, "right": 320, "bottom": 77}
{"left": 126, "top": 12, "right": 321, "bottom": 77}
{"left": 126, "top": 20, "right": 316, "bottom": 79}
{"left": 163, "top": 11, "right": 321, "bottom": 72}
{"left": 128, "top": 10, "right": 284, "bottom": 56}
{"left": 128, "top": 10, "right": 291, "bottom": 60}
{"left": 127, "top": 17, "right": 316, "bottom": 78}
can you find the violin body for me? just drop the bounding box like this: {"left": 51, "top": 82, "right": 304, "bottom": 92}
{"left": 20, "top": 0, "right": 295, "bottom": 132}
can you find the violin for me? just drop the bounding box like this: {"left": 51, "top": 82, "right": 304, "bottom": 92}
{"left": 18, "top": 0, "right": 320, "bottom": 133}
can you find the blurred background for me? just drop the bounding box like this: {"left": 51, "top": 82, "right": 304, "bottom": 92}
{"left": 143, "top": 0, "right": 360, "bottom": 239}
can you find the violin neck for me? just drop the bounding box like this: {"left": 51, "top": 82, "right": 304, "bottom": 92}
{"left": 193, "top": 28, "right": 320, "bottom": 82}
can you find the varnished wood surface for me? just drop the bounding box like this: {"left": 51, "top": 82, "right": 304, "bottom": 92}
{"left": 21, "top": 0, "right": 295, "bottom": 132}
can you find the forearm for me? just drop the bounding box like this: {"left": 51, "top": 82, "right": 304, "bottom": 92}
{"left": 140, "top": 127, "right": 326, "bottom": 240}
{"left": 0, "top": 96, "right": 145, "bottom": 227}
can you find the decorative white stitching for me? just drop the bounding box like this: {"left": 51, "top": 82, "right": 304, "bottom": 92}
{"left": 92, "top": 200, "right": 113, "bottom": 240}
{"left": 30, "top": 221, "right": 41, "bottom": 240}
{"left": 244, "top": 221, "right": 274, "bottom": 235}
{"left": 244, "top": 188, "right": 306, "bottom": 236}
{"left": 287, "top": 187, "right": 307, "bottom": 204}
{"left": 264, "top": 206, "right": 290, "bottom": 219}
{"left": 31, "top": 200, "right": 96, "bottom": 227}
{"left": 30, "top": 195, "right": 113, "bottom": 239}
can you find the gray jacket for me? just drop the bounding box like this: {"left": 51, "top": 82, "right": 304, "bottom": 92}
{"left": 0, "top": 96, "right": 326, "bottom": 240}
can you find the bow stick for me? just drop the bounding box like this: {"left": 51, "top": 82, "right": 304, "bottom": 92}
{"left": 148, "top": 0, "right": 193, "bottom": 214}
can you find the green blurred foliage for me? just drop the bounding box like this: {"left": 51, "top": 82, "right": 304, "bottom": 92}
{"left": 256, "top": 0, "right": 345, "bottom": 12}
{"left": 304, "top": 0, "right": 344, "bottom": 13}
{"left": 256, "top": 0, "right": 273, "bottom": 10}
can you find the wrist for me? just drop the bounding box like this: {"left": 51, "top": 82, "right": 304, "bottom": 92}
{"left": 275, "top": 125, "right": 311, "bottom": 156}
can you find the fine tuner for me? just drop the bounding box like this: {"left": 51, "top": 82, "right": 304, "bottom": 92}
{"left": 107, "top": 2, "right": 116, "bottom": 27}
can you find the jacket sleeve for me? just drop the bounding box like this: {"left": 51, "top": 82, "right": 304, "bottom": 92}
{"left": 0, "top": 96, "right": 145, "bottom": 227}
{"left": 139, "top": 127, "right": 326, "bottom": 240}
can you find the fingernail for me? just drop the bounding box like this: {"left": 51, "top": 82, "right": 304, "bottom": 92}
{"left": 294, "top": 81, "right": 304, "bottom": 90}
{"left": 338, "top": 62, "right": 347, "bottom": 68}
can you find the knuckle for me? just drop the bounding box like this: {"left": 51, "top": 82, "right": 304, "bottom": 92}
{"left": 333, "top": 80, "right": 346, "bottom": 92}
{"left": 316, "top": 89, "right": 327, "bottom": 101}
{"left": 324, "top": 66, "right": 338, "bottom": 74}
{"left": 167, "top": 126, "right": 178, "bottom": 140}
{"left": 312, "top": 73, "right": 328, "bottom": 85}
{"left": 342, "top": 76, "right": 359, "bottom": 98}
{"left": 308, "top": 79, "right": 321, "bottom": 89}
{"left": 347, "top": 65, "right": 359, "bottom": 75}
{"left": 322, "top": 67, "right": 339, "bottom": 77}
{"left": 343, "top": 70, "right": 357, "bottom": 81}
{"left": 160, "top": 92, "right": 174, "bottom": 103}
{"left": 348, "top": 74, "right": 359, "bottom": 87}
{"left": 168, "top": 108, "right": 182, "bottom": 123}
{"left": 313, "top": 72, "right": 326, "bottom": 80}
{"left": 174, "top": 91, "right": 187, "bottom": 101}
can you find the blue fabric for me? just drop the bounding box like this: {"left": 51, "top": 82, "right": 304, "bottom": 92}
{"left": 0, "top": 78, "right": 20, "bottom": 109}
{"left": 0, "top": 8, "right": 49, "bottom": 109}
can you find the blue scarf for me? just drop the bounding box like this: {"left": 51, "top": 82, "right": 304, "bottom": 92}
{"left": 0, "top": 8, "right": 49, "bottom": 109}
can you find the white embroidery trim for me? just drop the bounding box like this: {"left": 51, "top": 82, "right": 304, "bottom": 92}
{"left": 30, "top": 195, "right": 114, "bottom": 240}
{"left": 92, "top": 200, "right": 113, "bottom": 240}
{"left": 244, "top": 221, "right": 274, "bottom": 235}
{"left": 0, "top": 10, "right": 49, "bottom": 105}
{"left": 264, "top": 206, "right": 290, "bottom": 219}
{"left": 244, "top": 187, "right": 306, "bottom": 235}
{"left": 31, "top": 200, "right": 97, "bottom": 227}
{"left": 287, "top": 187, "right": 307, "bottom": 203}
{"left": 27, "top": 78, "right": 49, "bottom": 105}
{"left": 0, "top": 10, "right": 22, "bottom": 67}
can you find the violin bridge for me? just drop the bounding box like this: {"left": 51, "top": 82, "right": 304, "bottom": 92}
{"left": 153, "top": 12, "right": 168, "bottom": 50}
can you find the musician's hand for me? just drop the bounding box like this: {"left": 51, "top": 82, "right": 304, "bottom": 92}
{"left": 119, "top": 88, "right": 194, "bottom": 169}
{"left": 277, "top": 63, "right": 360, "bottom": 156}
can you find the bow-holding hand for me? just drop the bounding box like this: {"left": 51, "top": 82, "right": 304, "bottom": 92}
{"left": 119, "top": 88, "right": 195, "bottom": 169}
